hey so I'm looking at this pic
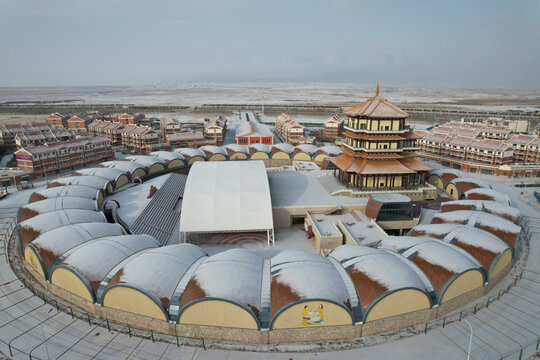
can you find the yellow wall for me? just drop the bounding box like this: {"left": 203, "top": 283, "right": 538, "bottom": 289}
{"left": 208, "top": 154, "right": 227, "bottom": 161}
{"left": 293, "top": 153, "right": 312, "bottom": 161}
{"left": 50, "top": 267, "right": 93, "bottom": 302}
{"left": 229, "top": 153, "right": 248, "bottom": 160}
{"left": 130, "top": 168, "right": 146, "bottom": 179}
{"left": 97, "top": 192, "right": 103, "bottom": 207}
{"left": 272, "top": 301, "right": 352, "bottom": 329}
{"left": 490, "top": 249, "right": 512, "bottom": 279}
{"left": 105, "top": 183, "right": 114, "bottom": 195}
{"left": 148, "top": 163, "right": 166, "bottom": 174}
{"left": 187, "top": 156, "right": 205, "bottom": 165}
{"left": 272, "top": 152, "right": 290, "bottom": 160}
{"left": 102, "top": 287, "right": 167, "bottom": 321}
{"left": 314, "top": 154, "right": 328, "bottom": 162}
{"left": 116, "top": 175, "right": 129, "bottom": 188}
{"left": 24, "top": 247, "right": 46, "bottom": 278}
{"left": 444, "top": 183, "right": 459, "bottom": 199}
{"left": 167, "top": 159, "right": 185, "bottom": 169}
{"left": 179, "top": 300, "right": 259, "bottom": 329}
{"left": 365, "top": 289, "right": 431, "bottom": 322}
{"left": 427, "top": 175, "right": 443, "bottom": 189}
{"left": 440, "top": 270, "right": 484, "bottom": 303}
{"left": 251, "top": 152, "right": 269, "bottom": 160}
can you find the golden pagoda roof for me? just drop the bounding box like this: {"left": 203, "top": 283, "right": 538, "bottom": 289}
{"left": 344, "top": 87, "right": 410, "bottom": 118}
{"left": 331, "top": 154, "right": 415, "bottom": 175}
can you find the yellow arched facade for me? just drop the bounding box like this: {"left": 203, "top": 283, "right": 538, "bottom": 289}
{"left": 490, "top": 249, "right": 512, "bottom": 279}
{"left": 24, "top": 246, "right": 46, "bottom": 278}
{"left": 271, "top": 152, "right": 290, "bottom": 160}
{"left": 271, "top": 301, "right": 352, "bottom": 329}
{"left": 102, "top": 286, "right": 167, "bottom": 321}
{"left": 444, "top": 183, "right": 460, "bottom": 199}
{"left": 187, "top": 156, "right": 205, "bottom": 165}
{"left": 364, "top": 289, "right": 431, "bottom": 322}
{"left": 228, "top": 153, "right": 248, "bottom": 160}
{"left": 104, "top": 183, "right": 114, "bottom": 195}
{"left": 313, "top": 154, "right": 329, "bottom": 162}
{"left": 207, "top": 154, "right": 227, "bottom": 161}
{"left": 166, "top": 159, "right": 185, "bottom": 169}
{"left": 148, "top": 163, "right": 166, "bottom": 174}
{"left": 292, "top": 153, "right": 312, "bottom": 161}
{"left": 50, "top": 268, "right": 93, "bottom": 302}
{"left": 440, "top": 270, "right": 484, "bottom": 303}
{"left": 427, "top": 175, "right": 444, "bottom": 190}
{"left": 179, "top": 300, "right": 259, "bottom": 329}
{"left": 131, "top": 168, "right": 147, "bottom": 179}
{"left": 115, "top": 175, "right": 130, "bottom": 188}
{"left": 250, "top": 152, "right": 269, "bottom": 160}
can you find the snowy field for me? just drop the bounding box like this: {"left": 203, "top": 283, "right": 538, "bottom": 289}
{"left": 1, "top": 82, "right": 539, "bottom": 109}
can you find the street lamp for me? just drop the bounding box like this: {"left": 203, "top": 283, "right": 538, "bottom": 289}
{"left": 460, "top": 313, "right": 473, "bottom": 360}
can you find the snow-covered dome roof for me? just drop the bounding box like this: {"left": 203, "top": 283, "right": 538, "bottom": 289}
{"left": 99, "top": 244, "right": 206, "bottom": 315}
{"left": 271, "top": 143, "right": 294, "bottom": 154}
{"left": 100, "top": 161, "right": 146, "bottom": 175}
{"left": 150, "top": 151, "right": 186, "bottom": 162}
{"left": 18, "top": 209, "right": 107, "bottom": 248}
{"left": 19, "top": 197, "right": 98, "bottom": 222}
{"left": 124, "top": 155, "right": 166, "bottom": 167}
{"left": 26, "top": 222, "right": 126, "bottom": 277}
{"left": 463, "top": 188, "right": 511, "bottom": 205}
{"left": 178, "top": 249, "right": 263, "bottom": 318}
{"left": 50, "top": 235, "right": 158, "bottom": 299}
{"left": 198, "top": 145, "right": 228, "bottom": 156}
{"left": 48, "top": 175, "right": 112, "bottom": 193}
{"left": 223, "top": 144, "right": 249, "bottom": 154}
{"left": 317, "top": 145, "right": 342, "bottom": 156}
{"left": 29, "top": 185, "right": 101, "bottom": 203}
{"left": 75, "top": 167, "right": 130, "bottom": 182}
{"left": 248, "top": 143, "right": 271, "bottom": 153}
{"left": 270, "top": 249, "right": 351, "bottom": 317}
{"left": 174, "top": 148, "right": 206, "bottom": 159}
{"left": 293, "top": 144, "right": 318, "bottom": 154}
{"left": 440, "top": 200, "right": 518, "bottom": 223}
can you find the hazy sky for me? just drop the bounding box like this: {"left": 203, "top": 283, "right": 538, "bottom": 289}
{"left": 1, "top": 0, "right": 539, "bottom": 88}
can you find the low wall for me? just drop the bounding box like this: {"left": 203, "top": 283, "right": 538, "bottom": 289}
{"left": 23, "top": 256, "right": 515, "bottom": 344}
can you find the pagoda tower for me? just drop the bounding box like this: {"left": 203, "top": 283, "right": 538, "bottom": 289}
{"left": 331, "top": 85, "right": 432, "bottom": 190}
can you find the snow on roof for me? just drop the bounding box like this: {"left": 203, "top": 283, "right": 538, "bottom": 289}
{"left": 223, "top": 144, "right": 249, "bottom": 154}
{"left": 370, "top": 193, "right": 411, "bottom": 203}
{"left": 236, "top": 120, "right": 273, "bottom": 137}
{"left": 100, "top": 161, "right": 146, "bottom": 175}
{"left": 150, "top": 151, "right": 186, "bottom": 162}
{"left": 429, "top": 169, "right": 461, "bottom": 179}
{"left": 463, "top": 188, "right": 511, "bottom": 205}
{"left": 54, "top": 235, "right": 158, "bottom": 292}
{"left": 49, "top": 176, "right": 111, "bottom": 192}
{"left": 268, "top": 171, "right": 365, "bottom": 208}
{"left": 199, "top": 145, "right": 228, "bottom": 156}
{"left": 271, "top": 143, "right": 294, "bottom": 154}
{"left": 294, "top": 144, "right": 318, "bottom": 154}
{"left": 31, "top": 185, "right": 101, "bottom": 202}
{"left": 249, "top": 143, "right": 271, "bottom": 153}
{"left": 174, "top": 148, "right": 206, "bottom": 159}
{"left": 28, "top": 222, "right": 126, "bottom": 273}
{"left": 75, "top": 167, "right": 129, "bottom": 182}
{"left": 179, "top": 249, "right": 263, "bottom": 315}
{"left": 104, "top": 244, "right": 206, "bottom": 309}
{"left": 432, "top": 210, "right": 521, "bottom": 235}
{"left": 449, "top": 177, "right": 491, "bottom": 189}
{"left": 124, "top": 155, "right": 166, "bottom": 167}
{"left": 329, "top": 245, "right": 432, "bottom": 309}
{"left": 376, "top": 236, "right": 435, "bottom": 253}
{"left": 19, "top": 197, "right": 98, "bottom": 221}
{"left": 317, "top": 145, "right": 342, "bottom": 156}
{"left": 180, "top": 161, "right": 273, "bottom": 233}
{"left": 19, "top": 209, "right": 107, "bottom": 247}
{"left": 270, "top": 249, "right": 351, "bottom": 315}
{"left": 441, "top": 200, "right": 519, "bottom": 221}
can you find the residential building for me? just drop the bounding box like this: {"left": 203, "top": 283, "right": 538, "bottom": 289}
{"left": 14, "top": 137, "right": 113, "bottom": 176}
{"left": 507, "top": 134, "right": 540, "bottom": 164}
{"left": 160, "top": 118, "right": 182, "bottom": 137}
{"left": 323, "top": 114, "right": 343, "bottom": 139}
{"left": 236, "top": 112, "right": 274, "bottom": 145}
{"left": 120, "top": 124, "right": 159, "bottom": 152}
{"left": 166, "top": 132, "right": 204, "bottom": 148}
{"left": 46, "top": 112, "right": 71, "bottom": 129}
{"left": 275, "top": 113, "right": 305, "bottom": 145}
{"left": 0, "top": 122, "right": 72, "bottom": 148}
{"left": 117, "top": 113, "right": 146, "bottom": 126}
{"left": 204, "top": 117, "right": 226, "bottom": 145}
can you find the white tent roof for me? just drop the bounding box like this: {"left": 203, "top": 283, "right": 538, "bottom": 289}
{"left": 180, "top": 161, "right": 274, "bottom": 234}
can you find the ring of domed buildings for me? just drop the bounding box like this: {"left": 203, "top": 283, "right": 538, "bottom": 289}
{"left": 14, "top": 91, "right": 524, "bottom": 344}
